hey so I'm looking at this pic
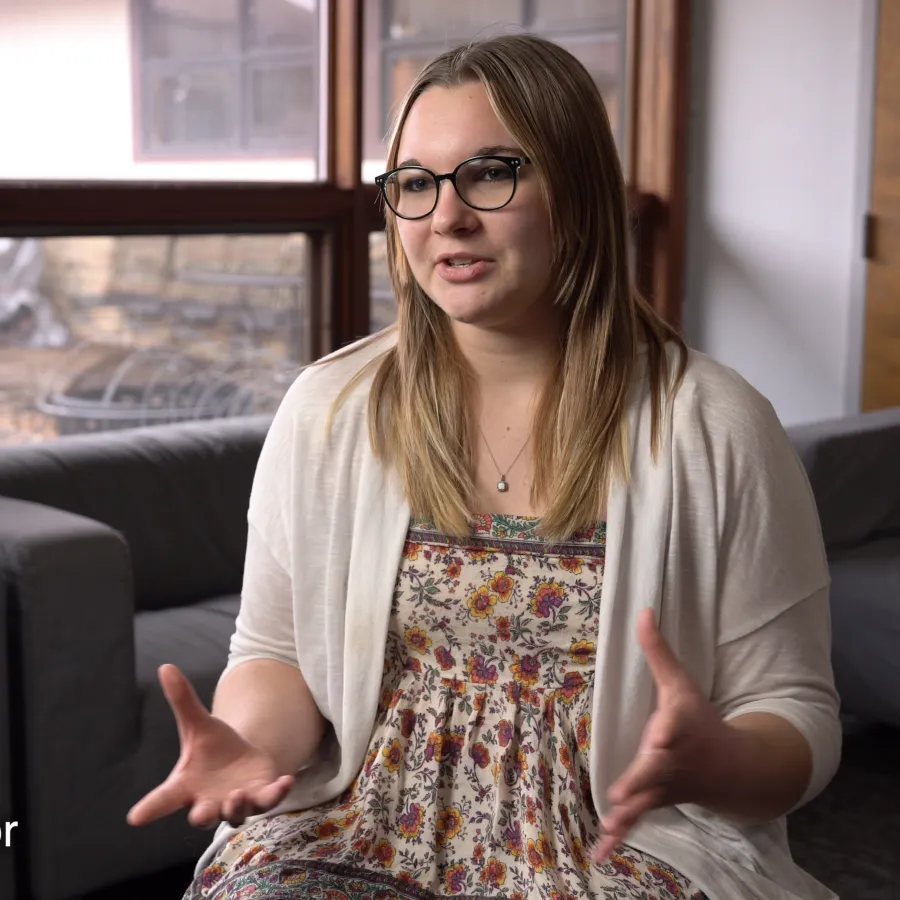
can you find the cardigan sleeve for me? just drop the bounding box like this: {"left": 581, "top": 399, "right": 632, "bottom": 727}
{"left": 223, "top": 521, "right": 300, "bottom": 675}
{"left": 677, "top": 355, "right": 841, "bottom": 807}
{"left": 712, "top": 586, "right": 842, "bottom": 808}
{"left": 219, "top": 366, "right": 314, "bottom": 679}
{"left": 674, "top": 354, "right": 831, "bottom": 640}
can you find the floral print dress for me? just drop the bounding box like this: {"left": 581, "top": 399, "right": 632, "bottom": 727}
{"left": 187, "top": 514, "right": 707, "bottom": 900}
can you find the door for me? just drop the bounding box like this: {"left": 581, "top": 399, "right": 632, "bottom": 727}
{"left": 863, "top": 0, "right": 900, "bottom": 410}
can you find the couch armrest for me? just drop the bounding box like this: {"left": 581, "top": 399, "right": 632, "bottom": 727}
{"left": 0, "top": 569, "right": 16, "bottom": 900}
{"left": 787, "top": 406, "right": 900, "bottom": 551}
{"left": 0, "top": 496, "right": 139, "bottom": 900}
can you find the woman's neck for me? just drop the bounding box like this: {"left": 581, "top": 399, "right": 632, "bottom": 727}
{"left": 451, "top": 321, "right": 562, "bottom": 394}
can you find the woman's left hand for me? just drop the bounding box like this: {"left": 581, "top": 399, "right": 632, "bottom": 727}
{"left": 590, "top": 608, "right": 738, "bottom": 863}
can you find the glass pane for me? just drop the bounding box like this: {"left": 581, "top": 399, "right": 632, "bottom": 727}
{"left": 147, "top": 68, "right": 238, "bottom": 149}
{"left": 247, "top": 0, "right": 317, "bottom": 49}
{"left": 363, "top": 2, "right": 629, "bottom": 180}
{"left": 248, "top": 63, "right": 316, "bottom": 150}
{"left": 369, "top": 232, "right": 396, "bottom": 334}
{"left": 0, "top": 0, "right": 321, "bottom": 182}
{"left": 386, "top": 0, "right": 520, "bottom": 40}
{"left": 387, "top": 54, "right": 431, "bottom": 105}
{"left": 533, "top": 0, "right": 625, "bottom": 31}
{"left": 0, "top": 234, "right": 309, "bottom": 445}
{"left": 552, "top": 36, "right": 623, "bottom": 144}
{"left": 143, "top": 0, "right": 240, "bottom": 59}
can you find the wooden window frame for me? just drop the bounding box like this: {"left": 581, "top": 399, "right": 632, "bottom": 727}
{"left": 0, "top": 0, "right": 690, "bottom": 359}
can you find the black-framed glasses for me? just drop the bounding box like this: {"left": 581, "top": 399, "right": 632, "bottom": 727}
{"left": 375, "top": 155, "right": 531, "bottom": 220}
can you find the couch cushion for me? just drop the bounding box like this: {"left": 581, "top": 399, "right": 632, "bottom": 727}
{"left": 133, "top": 595, "right": 240, "bottom": 796}
{"left": 787, "top": 406, "right": 900, "bottom": 551}
{"left": 135, "top": 594, "right": 240, "bottom": 703}
{"left": 828, "top": 536, "right": 900, "bottom": 727}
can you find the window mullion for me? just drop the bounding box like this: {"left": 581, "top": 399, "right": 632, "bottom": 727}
{"left": 628, "top": 0, "right": 690, "bottom": 331}
{"left": 239, "top": 0, "right": 249, "bottom": 152}
{"left": 323, "top": 0, "right": 369, "bottom": 351}
{"left": 521, "top": 0, "right": 535, "bottom": 29}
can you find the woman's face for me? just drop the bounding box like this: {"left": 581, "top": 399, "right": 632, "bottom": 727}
{"left": 393, "top": 82, "right": 555, "bottom": 332}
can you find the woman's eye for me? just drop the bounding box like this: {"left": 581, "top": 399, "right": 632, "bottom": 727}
{"left": 400, "top": 178, "right": 431, "bottom": 192}
{"left": 477, "top": 166, "right": 511, "bottom": 182}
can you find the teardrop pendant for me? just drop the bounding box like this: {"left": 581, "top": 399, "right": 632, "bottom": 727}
{"left": 497, "top": 479, "right": 509, "bottom": 492}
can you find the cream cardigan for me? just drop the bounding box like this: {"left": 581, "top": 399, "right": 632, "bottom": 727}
{"left": 197, "top": 330, "right": 842, "bottom": 900}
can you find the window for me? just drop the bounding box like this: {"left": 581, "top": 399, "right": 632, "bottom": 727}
{"left": 134, "top": 0, "right": 321, "bottom": 161}
{"left": 364, "top": 0, "right": 630, "bottom": 318}
{"left": 0, "top": 233, "right": 310, "bottom": 443}
{"left": 0, "top": 0, "right": 690, "bottom": 446}
{"left": 362, "top": 0, "right": 628, "bottom": 178}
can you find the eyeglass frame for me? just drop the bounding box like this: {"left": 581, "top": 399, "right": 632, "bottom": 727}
{"left": 374, "top": 155, "right": 532, "bottom": 220}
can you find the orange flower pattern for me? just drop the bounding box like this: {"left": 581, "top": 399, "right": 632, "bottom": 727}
{"left": 189, "top": 513, "right": 705, "bottom": 900}
{"left": 489, "top": 571, "right": 516, "bottom": 600}
{"left": 467, "top": 584, "right": 498, "bottom": 618}
{"left": 404, "top": 625, "right": 431, "bottom": 655}
{"left": 381, "top": 738, "right": 402, "bottom": 772}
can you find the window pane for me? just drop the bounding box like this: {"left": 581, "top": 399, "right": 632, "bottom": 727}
{"left": 247, "top": 0, "right": 317, "bottom": 49}
{"left": 146, "top": 68, "right": 238, "bottom": 149}
{"left": 143, "top": 0, "right": 239, "bottom": 59}
{"left": 533, "top": 0, "right": 625, "bottom": 31}
{"left": 363, "top": 2, "right": 629, "bottom": 180}
{"left": 552, "top": 35, "right": 623, "bottom": 142}
{"left": 386, "top": 0, "right": 520, "bottom": 40}
{"left": 248, "top": 63, "right": 316, "bottom": 151}
{"left": 0, "top": 235, "right": 309, "bottom": 445}
{"left": 369, "top": 232, "right": 396, "bottom": 334}
{"left": 0, "top": 0, "right": 322, "bottom": 181}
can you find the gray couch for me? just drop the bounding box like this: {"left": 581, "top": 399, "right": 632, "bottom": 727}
{"left": 787, "top": 405, "right": 900, "bottom": 729}
{"left": 0, "top": 406, "right": 898, "bottom": 900}
{"left": 0, "top": 416, "right": 272, "bottom": 900}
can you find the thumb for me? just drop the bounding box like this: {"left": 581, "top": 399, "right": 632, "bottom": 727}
{"left": 127, "top": 777, "right": 189, "bottom": 827}
{"left": 637, "top": 609, "right": 688, "bottom": 694}
{"left": 158, "top": 664, "right": 211, "bottom": 746}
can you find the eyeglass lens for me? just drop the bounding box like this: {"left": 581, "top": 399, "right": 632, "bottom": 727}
{"left": 383, "top": 157, "right": 517, "bottom": 218}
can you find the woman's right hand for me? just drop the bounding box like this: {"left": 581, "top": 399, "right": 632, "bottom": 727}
{"left": 126, "top": 664, "right": 295, "bottom": 830}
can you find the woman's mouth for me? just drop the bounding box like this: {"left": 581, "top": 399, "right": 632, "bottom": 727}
{"left": 436, "top": 258, "right": 492, "bottom": 282}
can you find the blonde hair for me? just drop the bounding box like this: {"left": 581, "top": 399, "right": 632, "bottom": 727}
{"left": 319, "top": 33, "right": 686, "bottom": 544}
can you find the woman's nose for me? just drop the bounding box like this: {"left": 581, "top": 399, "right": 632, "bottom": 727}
{"left": 430, "top": 178, "right": 480, "bottom": 234}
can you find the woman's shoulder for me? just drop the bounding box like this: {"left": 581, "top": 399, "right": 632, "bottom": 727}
{"left": 665, "top": 346, "right": 794, "bottom": 469}
{"left": 278, "top": 326, "right": 398, "bottom": 425}
{"left": 673, "top": 346, "right": 782, "bottom": 435}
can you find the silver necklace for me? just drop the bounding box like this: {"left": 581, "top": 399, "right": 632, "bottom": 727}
{"left": 479, "top": 426, "right": 532, "bottom": 493}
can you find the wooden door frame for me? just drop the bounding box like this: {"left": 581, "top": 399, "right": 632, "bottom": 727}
{"left": 848, "top": 0, "right": 880, "bottom": 414}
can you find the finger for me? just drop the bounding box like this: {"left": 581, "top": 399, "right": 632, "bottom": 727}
{"left": 248, "top": 775, "right": 295, "bottom": 813}
{"left": 592, "top": 832, "right": 622, "bottom": 866}
{"left": 595, "top": 787, "right": 664, "bottom": 862}
{"left": 608, "top": 745, "right": 674, "bottom": 805}
{"left": 637, "top": 609, "right": 688, "bottom": 692}
{"left": 158, "top": 665, "right": 211, "bottom": 745}
{"left": 228, "top": 800, "right": 251, "bottom": 828}
{"left": 188, "top": 798, "right": 222, "bottom": 830}
{"left": 222, "top": 790, "right": 247, "bottom": 827}
{"left": 127, "top": 779, "right": 189, "bottom": 827}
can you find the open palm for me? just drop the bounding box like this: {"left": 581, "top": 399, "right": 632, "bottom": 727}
{"left": 127, "top": 664, "right": 295, "bottom": 830}
{"left": 591, "top": 609, "right": 734, "bottom": 862}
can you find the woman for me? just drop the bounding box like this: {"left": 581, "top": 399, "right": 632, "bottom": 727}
{"left": 128, "top": 34, "right": 841, "bottom": 900}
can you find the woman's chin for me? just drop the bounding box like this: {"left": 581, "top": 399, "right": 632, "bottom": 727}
{"left": 431, "top": 292, "right": 500, "bottom": 326}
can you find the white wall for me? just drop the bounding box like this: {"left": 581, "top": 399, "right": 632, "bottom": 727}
{"left": 0, "top": 0, "right": 316, "bottom": 181}
{"left": 683, "top": 0, "right": 876, "bottom": 426}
